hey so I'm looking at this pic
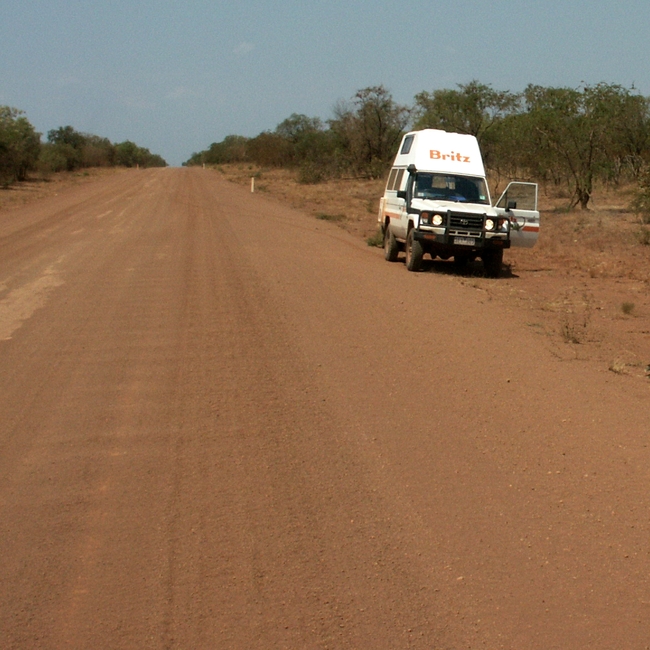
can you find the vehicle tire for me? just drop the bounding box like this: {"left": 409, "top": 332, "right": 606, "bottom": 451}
{"left": 405, "top": 229, "right": 424, "bottom": 272}
{"left": 483, "top": 249, "right": 503, "bottom": 278}
{"left": 384, "top": 226, "right": 399, "bottom": 262}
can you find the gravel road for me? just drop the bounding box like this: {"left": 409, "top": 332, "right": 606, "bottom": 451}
{"left": 1, "top": 167, "right": 648, "bottom": 649}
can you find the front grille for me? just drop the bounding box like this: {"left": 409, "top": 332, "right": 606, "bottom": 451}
{"left": 448, "top": 212, "right": 484, "bottom": 232}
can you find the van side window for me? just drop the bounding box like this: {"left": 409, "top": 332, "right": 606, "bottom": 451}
{"left": 386, "top": 168, "right": 398, "bottom": 191}
{"left": 394, "top": 169, "right": 405, "bottom": 190}
{"left": 400, "top": 135, "right": 414, "bottom": 155}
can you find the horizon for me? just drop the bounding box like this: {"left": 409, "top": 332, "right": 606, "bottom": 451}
{"left": 3, "top": 1, "right": 649, "bottom": 166}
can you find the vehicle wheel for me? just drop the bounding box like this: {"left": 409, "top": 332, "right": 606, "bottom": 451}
{"left": 483, "top": 249, "right": 503, "bottom": 278}
{"left": 405, "top": 229, "right": 424, "bottom": 272}
{"left": 383, "top": 226, "right": 399, "bottom": 262}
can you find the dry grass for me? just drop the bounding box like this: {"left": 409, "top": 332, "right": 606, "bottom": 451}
{"left": 4, "top": 164, "right": 648, "bottom": 377}
{"left": 509, "top": 183, "right": 650, "bottom": 284}
{"left": 215, "top": 164, "right": 385, "bottom": 240}
{"left": 0, "top": 168, "right": 123, "bottom": 213}
{"left": 216, "top": 164, "right": 650, "bottom": 284}
{"left": 215, "top": 165, "right": 650, "bottom": 377}
{"left": 621, "top": 301, "right": 635, "bottom": 315}
{"left": 608, "top": 359, "right": 628, "bottom": 374}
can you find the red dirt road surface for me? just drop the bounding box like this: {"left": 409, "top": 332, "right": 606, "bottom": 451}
{"left": 1, "top": 168, "right": 649, "bottom": 649}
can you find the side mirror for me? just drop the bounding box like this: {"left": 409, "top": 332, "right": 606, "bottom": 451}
{"left": 507, "top": 200, "right": 517, "bottom": 211}
{"left": 397, "top": 190, "right": 407, "bottom": 200}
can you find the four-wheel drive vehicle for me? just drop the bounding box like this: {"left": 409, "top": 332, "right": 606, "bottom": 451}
{"left": 378, "top": 129, "right": 540, "bottom": 277}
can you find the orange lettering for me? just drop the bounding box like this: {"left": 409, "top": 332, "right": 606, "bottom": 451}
{"left": 430, "top": 150, "right": 471, "bottom": 162}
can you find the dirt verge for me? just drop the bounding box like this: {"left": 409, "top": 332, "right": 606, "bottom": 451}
{"left": 3, "top": 165, "right": 648, "bottom": 381}
{"left": 0, "top": 168, "right": 125, "bottom": 213}
{"left": 215, "top": 164, "right": 650, "bottom": 382}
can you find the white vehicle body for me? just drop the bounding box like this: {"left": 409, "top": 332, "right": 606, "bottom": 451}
{"left": 378, "top": 129, "right": 540, "bottom": 276}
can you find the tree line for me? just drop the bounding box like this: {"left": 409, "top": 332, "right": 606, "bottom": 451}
{"left": 0, "top": 107, "right": 167, "bottom": 186}
{"left": 185, "top": 81, "right": 650, "bottom": 210}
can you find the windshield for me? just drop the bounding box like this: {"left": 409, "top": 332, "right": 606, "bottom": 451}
{"left": 414, "top": 173, "right": 489, "bottom": 205}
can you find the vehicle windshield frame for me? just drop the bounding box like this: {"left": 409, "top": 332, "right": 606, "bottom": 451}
{"left": 413, "top": 173, "right": 490, "bottom": 205}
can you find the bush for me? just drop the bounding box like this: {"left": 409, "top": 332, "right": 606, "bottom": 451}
{"left": 0, "top": 106, "right": 41, "bottom": 183}
{"left": 366, "top": 229, "right": 384, "bottom": 247}
{"left": 297, "top": 163, "right": 325, "bottom": 184}
{"left": 637, "top": 226, "right": 650, "bottom": 246}
{"left": 38, "top": 143, "right": 69, "bottom": 173}
{"left": 631, "top": 165, "right": 650, "bottom": 224}
{"left": 315, "top": 212, "right": 345, "bottom": 222}
{"left": 621, "top": 301, "right": 635, "bottom": 315}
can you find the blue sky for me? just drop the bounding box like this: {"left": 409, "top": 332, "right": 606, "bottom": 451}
{"left": 2, "top": 0, "right": 649, "bottom": 166}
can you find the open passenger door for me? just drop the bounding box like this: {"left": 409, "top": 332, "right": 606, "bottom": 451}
{"left": 494, "top": 182, "right": 540, "bottom": 248}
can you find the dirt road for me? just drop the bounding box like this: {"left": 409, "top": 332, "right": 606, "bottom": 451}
{"left": 1, "top": 168, "right": 648, "bottom": 649}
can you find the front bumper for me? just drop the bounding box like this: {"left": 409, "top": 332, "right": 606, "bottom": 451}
{"left": 414, "top": 228, "right": 510, "bottom": 251}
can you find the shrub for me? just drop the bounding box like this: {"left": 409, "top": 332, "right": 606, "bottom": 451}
{"left": 298, "top": 163, "right": 325, "bottom": 184}
{"left": 315, "top": 212, "right": 345, "bottom": 222}
{"left": 631, "top": 165, "right": 650, "bottom": 224}
{"left": 637, "top": 226, "right": 650, "bottom": 246}
{"left": 0, "top": 106, "right": 41, "bottom": 182}
{"left": 367, "top": 229, "right": 384, "bottom": 247}
{"left": 621, "top": 302, "right": 635, "bottom": 315}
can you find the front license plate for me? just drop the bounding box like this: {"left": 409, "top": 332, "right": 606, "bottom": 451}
{"left": 454, "top": 237, "right": 475, "bottom": 246}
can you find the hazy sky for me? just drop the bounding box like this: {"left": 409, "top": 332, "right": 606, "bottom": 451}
{"left": 2, "top": 1, "right": 649, "bottom": 166}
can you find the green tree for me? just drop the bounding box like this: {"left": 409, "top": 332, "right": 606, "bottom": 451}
{"left": 0, "top": 107, "right": 41, "bottom": 183}
{"left": 246, "top": 131, "right": 293, "bottom": 167}
{"left": 38, "top": 142, "right": 72, "bottom": 173}
{"left": 631, "top": 164, "right": 650, "bottom": 224}
{"left": 522, "top": 83, "right": 635, "bottom": 209}
{"left": 185, "top": 135, "right": 249, "bottom": 166}
{"left": 329, "top": 86, "right": 411, "bottom": 178}
{"left": 273, "top": 114, "right": 335, "bottom": 181}
{"left": 275, "top": 114, "right": 323, "bottom": 143}
{"left": 413, "top": 81, "right": 520, "bottom": 170}
{"left": 414, "top": 80, "right": 518, "bottom": 136}
{"left": 47, "top": 125, "right": 86, "bottom": 150}
{"left": 275, "top": 114, "right": 324, "bottom": 163}
{"left": 599, "top": 89, "right": 650, "bottom": 180}
{"left": 81, "top": 135, "right": 116, "bottom": 167}
{"left": 115, "top": 140, "right": 166, "bottom": 168}
{"left": 46, "top": 125, "right": 88, "bottom": 171}
{"left": 46, "top": 127, "right": 164, "bottom": 170}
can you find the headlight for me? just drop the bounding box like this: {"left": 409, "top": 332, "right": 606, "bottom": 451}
{"left": 485, "top": 218, "right": 495, "bottom": 231}
{"left": 432, "top": 214, "right": 443, "bottom": 226}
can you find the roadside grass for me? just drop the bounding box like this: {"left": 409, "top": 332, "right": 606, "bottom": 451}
{"left": 608, "top": 359, "right": 627, "bottom": 374}
{"left": 0, "top": 167, "right": 123, "bottom": 213}
{"left": 9, "top": 162, "right": 642, "bottom": 382}
{"left": 621, "top": 301, "right": 635, "bottom": 315}
{"left": 214, "top": 163, "right": 385, "bottom": 239}
{"left": 637, "top": 226, "right": 650, "bottom": 245}
{"left": 213, "top": 164, "right": 650, "bottom": 285}
{"left": 316, "top": 212, "right": 346, "bottom": 222}
{"left": 366, "top": 229, "right": 384, "bottom": 247}
{"left": 6, "top": 163, "right": 650, "bottom": 375}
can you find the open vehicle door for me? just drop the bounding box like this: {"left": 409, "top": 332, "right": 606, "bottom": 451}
{"left": 494, "top": 182, "right": 540, "bottom": 248}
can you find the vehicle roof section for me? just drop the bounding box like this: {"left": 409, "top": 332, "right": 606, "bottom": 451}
{"left": 394, "top": 129, "right": 486, "bottom": 178}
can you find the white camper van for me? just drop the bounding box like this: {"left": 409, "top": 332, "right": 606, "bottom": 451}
{"left": 378, "top": 129, "right": 540, "bottom": 277}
